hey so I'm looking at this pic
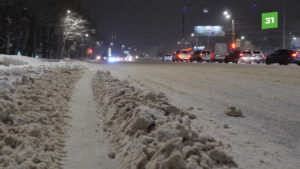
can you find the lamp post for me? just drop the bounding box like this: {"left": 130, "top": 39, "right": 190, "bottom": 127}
{"left": 283, "top": 0, "right": 286, "bottom": 48}
{"left": 223, "top": 10, "right": 235, "bottom": 44}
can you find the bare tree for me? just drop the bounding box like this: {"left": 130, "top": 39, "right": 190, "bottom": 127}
{"left": 61, "top": 11, "right": 89, "bottom": 57}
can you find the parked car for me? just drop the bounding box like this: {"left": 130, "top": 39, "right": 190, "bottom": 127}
{"left": 266, "top": 49, "right": 300, "bottom": 65}
{"left": 239, "top": 50, "right": 254, "bottom": 64}
{"left": 224, "top": 49, "right": 241, "bottom": 63}
{"left": 162, "top": 54, "right": 173, "bottom": 62}
{"left": 251, "top": 50, "right": 265, "bottom": 64}
{"left": 174, "top": 51, "right": 192, "bottom": 62}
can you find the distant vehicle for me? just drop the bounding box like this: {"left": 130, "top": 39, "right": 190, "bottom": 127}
{"left": 266, "top": 49, "right": 300, "bottom": 66}
{"left": 224, "top": 49, "right": 241, "bottom": 63}
{"left": 239, "top": 50, "right": 254, "bottom": 64}
{"left": 175, "top": 51, "right": 192, "bottom": 62}
{"left": 213, "top": 43, "right": 227, "bottom": 62}
{"left": 190, "top": 50, "right": 211, "bottom": 62}
{"left": 162, "top": 54, "right": 173, "bottom": 62}
{"left": 95, "top": 55, "right": 108, "bottom": 62}
{"left": 201, "top": 51, "right": 212, "bottom": 62}
{"left": 252, "top": 50, "right": 265, "bottom": 64}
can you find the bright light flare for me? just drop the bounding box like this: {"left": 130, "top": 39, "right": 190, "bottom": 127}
{"left": 96, "top": 56, "right": 101, "bottom": 60}
{"left": 108, "top": 57, "right": 117, "bottom": 63}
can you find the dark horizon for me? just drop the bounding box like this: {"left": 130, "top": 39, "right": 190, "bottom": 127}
{"left": 83, "top": 0, "right": 300, "bottom": 54}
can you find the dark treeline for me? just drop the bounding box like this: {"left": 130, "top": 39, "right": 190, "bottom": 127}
{"left": 0, "top": 0, "right": 87, "bottom": 58}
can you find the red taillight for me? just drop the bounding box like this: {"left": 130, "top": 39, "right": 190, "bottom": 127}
{"left": 231, "top": 43, "right": 236, "bottom": 49}
{"left": 199, "top": 53, "right": 203, "bottom": 57}
{"left": 239, "top": 53, "right": 243, "bottom": 57}
{"left": 291, "top": 52, "right": 297, "bottom": 58}
{"left": 188, "top": 54, "right": 192, "bottom": 59}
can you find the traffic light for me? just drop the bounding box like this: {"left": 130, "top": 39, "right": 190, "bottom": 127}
{"left": 87, "top": 48, "right": 93, "bottom": 55}
{"left": 231, "top": 43, "right": 236, "bottom": 49}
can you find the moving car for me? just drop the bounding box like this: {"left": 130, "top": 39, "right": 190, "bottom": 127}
{"left": 175, "top": 51, "right": 192, "bottom": 62}
{"left": 239, "top": 50, "right": 254, "bottom": 64}
{"left": 190, "top": 50, "right": 212, "bottom": 62}
{"left": 162, "top": 54, "right": 173, "bottom": 62}
{"left": 252, "top": 50, "right": 265, "bottom": 64}
{"left": 95, "top": 55, "right": 108, "bottom": 62}
{"left": 224, "top": 49, "right": 241, "bottom": 63}
{"left": 266, "top": 49, "right": 300, "bottom": 65}
{"left": 200, "top": 51, "right": 212, "bottom": 62}
{"left": 213, "top": 43, "right": 227, "bottom": 62}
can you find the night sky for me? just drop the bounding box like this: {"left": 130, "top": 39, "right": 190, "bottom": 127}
{"left": 83, "top": 0, "right": 300, "bottom": 54}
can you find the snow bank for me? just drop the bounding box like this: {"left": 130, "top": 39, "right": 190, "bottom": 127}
{"left": 93, "top": 71, "right": 237, "bottom": 169}
{"left": 0, "top": 55, "right": 39, "bottom": 67}
{"left": 0, "top": 65, "right": 83, "bottom": 169}
{"left": 0, "top": 54, "right": 79, "bottom": 70}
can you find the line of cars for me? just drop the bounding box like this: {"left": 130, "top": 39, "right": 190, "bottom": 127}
{"left": 95, "top": 55, "right": 138, "bottom": 62}
{"left": 163, "top": 49, "right": 300, "bottom": 66}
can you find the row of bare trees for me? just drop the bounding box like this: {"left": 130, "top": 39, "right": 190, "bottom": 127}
{"left": 0, "top": 0, "right": 89, "bottom": 58}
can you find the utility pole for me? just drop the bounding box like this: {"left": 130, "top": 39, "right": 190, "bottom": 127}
{"left": 232, "top": 18, "right": 235, "bottom": 44}
{"left": 283, "top": 0, "right": 286, "bottom": 49}
{"left": 182, "top": 7, "right": 187, "bottom": 48}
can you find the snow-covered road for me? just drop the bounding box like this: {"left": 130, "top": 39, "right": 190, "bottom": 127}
{"left": 1, "top": 54, "right": 300, "bottom": 169}
{"left": 98, "top": 62, "right": 300, "bottom": 169}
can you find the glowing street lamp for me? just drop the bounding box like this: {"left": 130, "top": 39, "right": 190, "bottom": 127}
{"left": 223, "top": 10, "right": 235, "bottom": 44}
{"left": 67, "top": 10, "right": 71, "bottom": 14}
{"left": 85, "top": 34, "right": 89, "bottom": 38}
{"left": 223, "top": 11, "right": 229, "bottom": 16}
{"left": 241, "top": 36, "right": 245, "bottom": 40}
{"left": 293, "top": 37, "right": 297, "bottom": 41}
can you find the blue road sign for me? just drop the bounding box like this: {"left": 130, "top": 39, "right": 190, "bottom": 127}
{"left": 182, "top": 7, "right": 187, "bottom": 13}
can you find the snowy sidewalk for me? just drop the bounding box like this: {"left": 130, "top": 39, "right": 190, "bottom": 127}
{"left": 63, "top": 71, "right": 116, "bottom": 169}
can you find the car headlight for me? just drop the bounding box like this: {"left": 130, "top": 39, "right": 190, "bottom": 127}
{"left": 96, "top": 56, "right": 101, "bottom": 60}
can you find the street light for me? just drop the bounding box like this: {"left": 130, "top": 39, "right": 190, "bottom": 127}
{"left": 191, "top": 33, "right": 195, "bottom": 37}
{"left": 241, "top": 36, "right": 245, "bottom": 40}
{"left": 122, "top": 45, "right": 125, "bottom": 48}
{"left": 110, "top": 42, "right": 114, "bottom": 46}
{"left": 223, "top": 10, "right": 235, "bottom": 44}
{"left": 67, "top": 10, "right": 71, "bottom": 14}
{"left": 85, "top": 34, "right": 89, "bottom": 38}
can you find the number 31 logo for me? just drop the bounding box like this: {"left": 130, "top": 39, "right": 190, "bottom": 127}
{"left": 265, "top": 17, "right": 275, "bottom": 24}
{"left": 262, "top": 12, "right": 278, "bottom": 30}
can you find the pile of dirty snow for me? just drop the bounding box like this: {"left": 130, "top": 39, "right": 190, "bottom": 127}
{"left": 0, "top": 66, "right": 83, "bottom": 169}
{"left": 0, "top": 55, "right": 35, "bottom": 67}
{"left": 93, "top": 71, "right": 237, "bottom": 169}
